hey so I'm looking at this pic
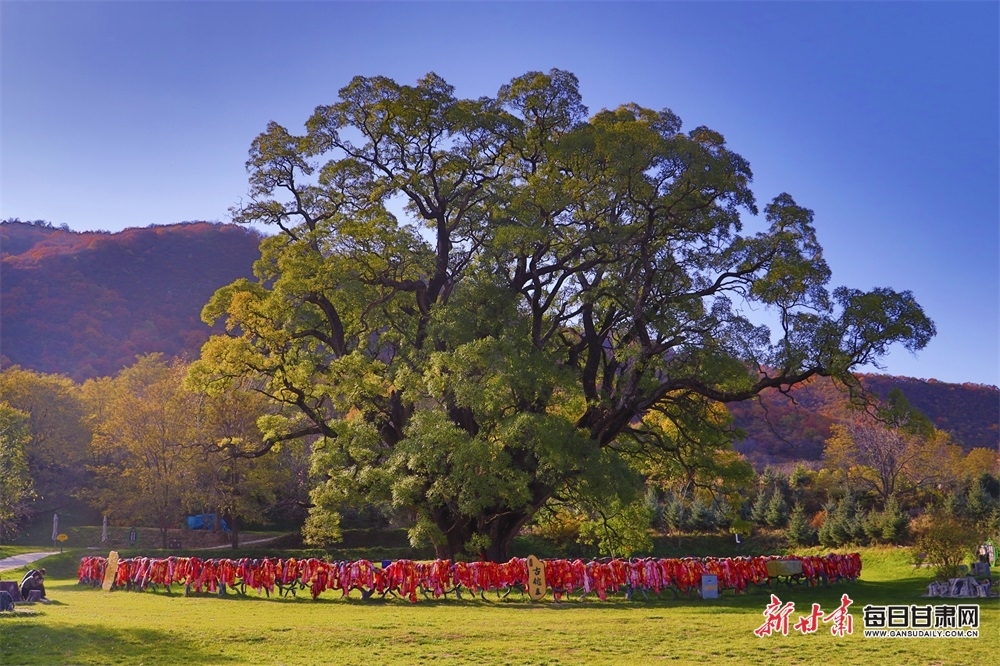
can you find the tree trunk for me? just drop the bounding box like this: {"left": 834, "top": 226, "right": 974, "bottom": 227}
{"left": 435, "top": 512, "right": 474, "bottom": 561}
{"left": 432, "top": 508, "right": 534, "bottom": 562}
{"left": 230, "top": 515, "right": 239, "bottom": 549}
{"left": 482, "top": 512, "right": 531, "bottom": 562}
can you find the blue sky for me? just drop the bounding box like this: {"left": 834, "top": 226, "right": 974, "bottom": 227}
{"left": 2, "top": 2, "right": 997, "bottom": 387}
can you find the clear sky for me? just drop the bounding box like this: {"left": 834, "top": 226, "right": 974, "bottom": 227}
{"left": 2, "top": 1, "right": 997, "bottom": 387}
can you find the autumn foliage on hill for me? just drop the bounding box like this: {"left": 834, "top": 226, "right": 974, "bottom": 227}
{"left": 1, "top": 220, "right": 262, "bottom": 381}
{"left": 727, "top": 374, "right": 999, "bottom": 465}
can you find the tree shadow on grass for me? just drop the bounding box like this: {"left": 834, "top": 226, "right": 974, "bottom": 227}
{"left": 0, "top": 624, "right": 238, "bottom": 665}
{"left": 848, "top": 576, "right": 950, "bottom": 604}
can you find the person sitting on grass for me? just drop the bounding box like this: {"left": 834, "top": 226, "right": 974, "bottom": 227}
{"left": 19, "top": 568, "right": 46, "bottom": 601}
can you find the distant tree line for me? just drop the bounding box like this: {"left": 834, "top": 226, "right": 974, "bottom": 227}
{"left": 1, "top": 217, "right": 70, "bottom": 231}
{"left": 0, "top": 359, "right": 310, "bottom": 548}
{"left": 1, "top": 360, "right": 995, "bottom": 558}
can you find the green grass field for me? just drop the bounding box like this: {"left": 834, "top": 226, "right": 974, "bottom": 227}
{"left": 1, "top": 547, "right": 997, "bottom": 665}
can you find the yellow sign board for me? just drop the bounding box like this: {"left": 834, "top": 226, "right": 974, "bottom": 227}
{"left": 765, "top": 559, "right": 802, "bottom": 577}
{"left": 102, "top": 551, "right": 120, "bottom": 592}
{"left": 56, "top": 533, "right": 68, "bottom": 542}
{"left": 526, "top": 554, "right": 546, "bottom": 601}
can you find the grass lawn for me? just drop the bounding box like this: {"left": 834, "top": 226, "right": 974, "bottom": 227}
{"left": 1, "top": 547, "right": 997, "bottom": 665}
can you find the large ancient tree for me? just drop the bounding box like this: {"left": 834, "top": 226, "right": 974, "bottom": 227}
{"left": 191, "top": 70, "right": 934, "bottom": 560}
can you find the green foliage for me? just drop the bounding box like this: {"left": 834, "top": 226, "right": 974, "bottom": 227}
{"left": 86, "top": 356, "right": 202, "bottom": 548}
{"left": 301, "top": 485, "right": 343, "bottom": 548}
{"left": 864, "top": 495, "right": 910, "bottom": 545}
{"left": 193, "top": 68, "right": 935, "bottom": 561}
{"left": 760, "top": 467, "right": 788, "bottom": 494}
{"left": 786, "top": 502, "right": 818, "bottom": 547}
{"left": 879, "top": 387, "right": 935, "bottom": 437}
{"left": 764, "top": 489, "right": 790, "bottom": 528}
{"left": 577, "top": 498, "right": 654, "bottom": 558}
{"left": 729, "top": 517, "right": 753, "bottom": 539}
{"left": 941, "top": 486, "right": 966, "bottom": 519}
{"left": 913, "top": 511, "right": 982, "bottom": 579}
{"left": 859, "top": 502, "right": 909, "bottom": 546}
{"left": 663, "top": 493, "right": 688, "bottom": 533}
{"left": 645, "top": 486, "right": 666, "bottom": 530}
{"left": 0, "top": 402, "right": 35, "bottom": 542}
{"left": 657, "top": 490, "right": 732, "bottom": 535}
{"left": 86, "top": 355, "right": 306, "bottom": 549}
{"left": 0, "top": 366, "right": 91, "bottom": 515}
{"left": 789, "top": 464, "right": 810, "bottom": 493}
{"left": 750, "top": 488, "right": 771, "bottom": 526}
{"left": 965, "top": 478, "right": 996, "bottom": 525}
{"left": 818, "top": 492, "right": 867, "bottom": 547}
{"left": 528, "top": 509, "right": 586, "bottom": 552}
{"left": 688, "top": 497, "right": 720, "bottom": 531}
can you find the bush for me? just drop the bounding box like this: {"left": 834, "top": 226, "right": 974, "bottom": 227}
{"left": 578, "top": 499, "right": 654, "bottom": 558}
{"left": 729, "top": 517, "right": 752, "bottom": 540}
{"left": 913, "top": 511, "right": 981, "bottom": 580}
{"left": 528, "top": 509, "right": 586, "bottom": 553}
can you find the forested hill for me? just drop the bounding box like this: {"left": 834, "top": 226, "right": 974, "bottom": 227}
{"left": 0, "top": 220, "right": 262, "bottom": 381}
{"left": 727, "top": 375, "right": 999, "bottom": 466}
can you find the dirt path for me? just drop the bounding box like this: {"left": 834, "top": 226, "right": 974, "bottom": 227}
{"left": 0, "top": 535, "right": 285, "bottom": 572}
{"left": 0, "top": 552, "right": 58, "bottom": 572}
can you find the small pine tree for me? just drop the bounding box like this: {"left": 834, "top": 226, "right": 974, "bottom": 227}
{"left": 966, "top": 481, "right": 993, "bottom": 525}
{"left": 789, "top": 464, "right": 811, "bottom": 504}
{"left": 879, "top": 495, "right": 910, "bottom": 544}
{"left": 646, "top": 486, "right": 666, "bottom": 530}
{"left": 664, "top": 494, "right": 687, "bottom": 533}
{"left": 819, "top": 492, "right": 868, "bottom": 546}
{"left": 751, "top": 488, "right": 771, "bottom": 526}
{"left": 789, "top": 464, "right": 810, "bottom": 490}
{"left": 818, "top": 502, "right": 840, "bottom": 547}
{"left": 841, "top": 491, "right": 869, "bottom": 544}
{"left": 765, "top": 490, "right": 790, "bottom": 528}
{"left": 761, "top": 467, "right": 786, "bottom": 491}
{"left": 787, "top": 502, "right": 818, "bottom": 546}
{"left": 943, "top": 488, "right": 965, "bottom": 518}
{"left": 714, "top": 498, "right": 733, "bottom": 530}
{"left": 689, "top": 497, "right": 718, "bottom": 531}
{"left": 862, "top": 509, "right": 885, "bottom": 544}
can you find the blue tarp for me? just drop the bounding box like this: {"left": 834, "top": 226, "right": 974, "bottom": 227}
{"left": 186, "top": 514, "right": 230, "bottom": 533}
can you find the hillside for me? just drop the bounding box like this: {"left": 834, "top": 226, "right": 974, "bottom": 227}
{"left": 727, "top": 375, "right": 999, "bottom": 467}
{"left": 0, "top": 220, "right": 262, "bottom": 381}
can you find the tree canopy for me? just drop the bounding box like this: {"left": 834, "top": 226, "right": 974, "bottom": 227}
{"left": 0, "top": 366, "right": 91, "bottom": 515}
{"left": 192, "top": 69, "right": 934, "bottom": 560}
{"left": 0, "top": 402, "right": 34, "bottom": 542}
{"left": 86, "top": 355, "right": 304, "bottom": 549}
